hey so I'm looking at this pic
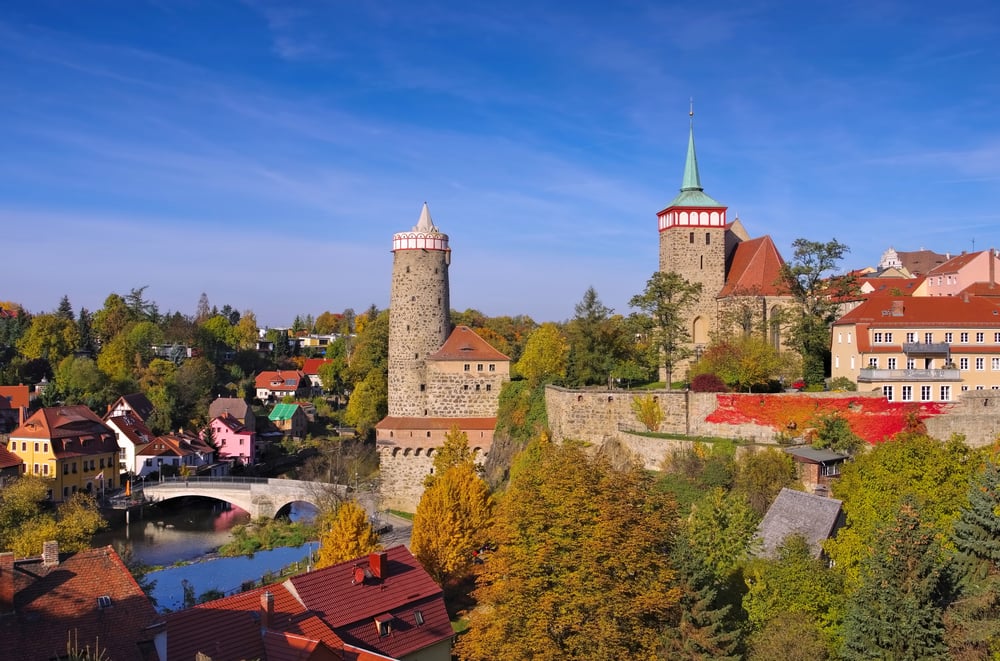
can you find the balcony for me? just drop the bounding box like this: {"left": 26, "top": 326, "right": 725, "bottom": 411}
{"left": 858, "top": 368, "right": 961, "bottom": 383}
{"left": 902, "top": 342, "right": 951, "bottom": 356}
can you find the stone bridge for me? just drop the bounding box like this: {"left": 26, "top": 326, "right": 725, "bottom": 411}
{"left": 142, "top": 476, "right": 345, "bottom": 518}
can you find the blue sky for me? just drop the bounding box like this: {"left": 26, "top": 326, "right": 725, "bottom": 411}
{"left": 3, "top": 1, "right": 1000, "bottom": 327}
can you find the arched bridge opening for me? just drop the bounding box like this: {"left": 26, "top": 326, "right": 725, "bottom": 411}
{"left": 142, "top": 476, "right": 340, "bottom": 519}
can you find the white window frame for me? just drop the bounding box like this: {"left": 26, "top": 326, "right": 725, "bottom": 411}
{"left": 901, "top": 385, "right": 913, "bottom": 402}
{"left": 940, "top": 385, "right": 951, "bottom": 401}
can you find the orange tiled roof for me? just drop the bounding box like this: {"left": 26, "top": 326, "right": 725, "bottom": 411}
{"left": 927, "top": 251, "right": 981, "bottom": 275}
{"left": 835, "top": 295, "right": 1000, "bottom": 328}
{"left": 302, "top": 358, "right": 333, "bottom": 375}
{"left": 0, "top": 385, "right": 29, "bottom": 409}
{"left": 428, "top": 325, "right": 509, "bottom": 361}
{"left": 0, "top": 545, "right": 158, "bottom": 661}
{"left": 718, "top": 235, "right": 787, "bottom": 298}
{"left": 375, "top": 416, "right": 496, "bottom": 432}
{"left": 256, "top": 370, "right": 309, "bottom": 391}
{"left": 959, "top": 281, "right": 1000, "bottom": 298}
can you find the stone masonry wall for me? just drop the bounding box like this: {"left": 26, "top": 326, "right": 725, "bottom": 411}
{"left": 425, "top": 370, "right": 506, "bottom": 418}
{"left": 926, "top": 390, "right": 1000, "bottom": 447}
{"left": 387, "top": 249, "right": 450, "bottom": 417}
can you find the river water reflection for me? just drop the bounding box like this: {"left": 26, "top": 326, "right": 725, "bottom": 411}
{"left": 93, "top": 497, "right": 318, "bottom": 611}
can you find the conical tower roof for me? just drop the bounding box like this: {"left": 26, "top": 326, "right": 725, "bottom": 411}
{"left": 666, "top": 111, "right": 725, "bottom": 209}
{"left": 392, "top": 202, "right": 449, "bottom": 252}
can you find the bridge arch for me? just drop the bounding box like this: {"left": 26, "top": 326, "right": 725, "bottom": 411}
{"left": 142, "top": 477, "right": 342, "bottom": 519}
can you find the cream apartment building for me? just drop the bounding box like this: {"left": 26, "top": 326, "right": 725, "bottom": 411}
{"left": 831, "top": 296, "right": 1000, "bottom": 402}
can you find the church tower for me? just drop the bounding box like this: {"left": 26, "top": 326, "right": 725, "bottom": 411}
{"left": 387, "top": 203, "right": 451, "bottom": 417}
{"left": 657, "top": 109, "right": 730, "bottom": 352}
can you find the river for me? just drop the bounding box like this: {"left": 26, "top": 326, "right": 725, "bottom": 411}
{"left": 93, "top": 497, "right": 319, "bottom": 611}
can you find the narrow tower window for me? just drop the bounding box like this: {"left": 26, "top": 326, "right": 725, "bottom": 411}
{"left": 689, "top": 231, "right": 694, "bottom": 244}
{"left": 700, "top": 255, "right": 704, "bottom": 269}
{"left": 705, "top": 232, "right": 711, "bottom": 245}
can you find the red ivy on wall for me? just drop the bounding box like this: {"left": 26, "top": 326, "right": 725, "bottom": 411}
{"left": 705, "top": 393, "right": 950, "bottom": 444}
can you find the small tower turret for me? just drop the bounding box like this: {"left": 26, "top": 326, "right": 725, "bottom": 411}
{"left": 388, "top": 203, "right": 452, "bottom": 417}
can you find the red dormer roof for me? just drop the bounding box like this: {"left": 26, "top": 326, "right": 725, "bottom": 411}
{"left": 718, "top": 235, "right": 787, "bottom": 298}
{"left": 428, "top": 326, "right": 509, "bottom": 362}
{"left": 290, "top": 546, "right": 452, "bottom": 659}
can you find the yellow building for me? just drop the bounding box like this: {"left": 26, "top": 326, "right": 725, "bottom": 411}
{"left": 9, "top": 405, "right": 119, "bottom": 501}
{"left": 831, "top": 296, "right": 1000, "bottom": 402}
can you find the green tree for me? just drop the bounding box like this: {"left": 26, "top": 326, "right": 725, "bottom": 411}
{"left": 56, "top": 295, "right": 74, "bottom": 321}
{"left": 54, "top": 355, "right": 110, "bottom": 409}
{"left": 16, "top": 313, "right": 80, "bottom": 364}
{"left": 456, "top": 438, "right": 680, "bottom": 660}
{"left": 743, "top": 534, "right": 844, "bottom": 652}
{"left": 631, "top": 394, "right": 664, "bottom": 432}
{"left": 748, "top": 612, "right": 830, "bottom": 661}
{"left": 315, "top": 501, "right": 381, "bottom": 569}
{"left": 565, "top": 287, "right": 630, "bottom": 387}
{"left": 173, "top": 357, "right": 216, "bottom": 428}
{"left": 345, "top": 309, "right": 388, "bottom": 385}
{"left": 841, "top": 499, "right": 949, "bottom": 660}
{"left": 690, "top": 335, "right": 789, "bottom": 393}
{"left": 684, "top": 487, "right": 760, "bottom": 578}
{"left": 812, "top": 412, "right": 863, "bottom": 455}
{"left": 512, "top": 322, "right": 568, "bottom": 384}
{"left": 233, "top": 310, "right": 259, "bottom": 351}
{"left": 661, "top": 535, "right": 742, "bottom": 659}
{"left": 0, "top": 479, "right": 105, "bottom": 557}
{"left": 733, "top": 448, "right": 799, "bottom": 517}
{"left": 944, "top": 456, "right": 1000, "bottom": 657}
{"left": 777, "top": 238, "right": 856, "bottom": 386}
{"left": 412, "top": 462, "right": 494, "bottom": 585}
{"left": 92, "top": 293, "right": 134, "bottom": 345}
{"left": 827, "top": 433, "right": 980, "bottom": 587}
{"left": 628, "top": 271, "right": 702, "bottom": 389}
{"left": 343, "top": 371, "right": 387, "bottom": 438}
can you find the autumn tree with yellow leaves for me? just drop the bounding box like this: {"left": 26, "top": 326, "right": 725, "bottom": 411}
{"left": 412, "top": 426, "right": 493, "bottom": 585}
{"left": 315, "top": 501, "right": 381, "bottom": 569}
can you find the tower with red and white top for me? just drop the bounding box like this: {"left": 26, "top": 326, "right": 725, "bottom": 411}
{"left": 387, "top": 203, "right": 452, "bottom": 417}
{"left": 658, "top": 109, "right": 732, "bottom": 350}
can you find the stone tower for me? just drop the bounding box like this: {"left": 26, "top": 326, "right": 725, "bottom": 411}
{"left": 657, "top": 110, "right": 731, "bottom": 353}
{"left": 388, "top": 203, "right": 452, "bottom": 417}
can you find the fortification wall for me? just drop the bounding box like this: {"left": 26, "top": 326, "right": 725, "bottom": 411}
{"left": 425, "top": 370, "right": 506, "bottom": 417}
{"left": 926, "top": 391, "right": 1000, "bottom": 447}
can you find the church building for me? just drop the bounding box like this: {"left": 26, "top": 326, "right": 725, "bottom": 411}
{"left": 375, "top": 204, "right": 510, "bottom": 511}
{"left": 657, "top": 111, "right": 793, "bottom": 373}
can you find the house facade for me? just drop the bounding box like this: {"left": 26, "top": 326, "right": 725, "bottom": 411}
{"left": 106, "top": 392, "right": 155, "bottom": 423}
{"left": 831, "top": 295, "right": 1000, "bottom": 401}
{"left": 8, "top": 406, "right": 119, "bottom": 501}
{"left": 255, "top": 370, "right": 311, "bottom": 403}
{"left": 207, "top": 413, "right": 256, "bottom": 465}
{"left": 268, "top": 403, "right": 308, "bottom": 439}
{"left": 923, "top": 249, "right": 1000, "bottom": 298}
{"left": 135, "top": 433, "right": 215, "bottom": 477}
{"left": 103, "top": 412, "right": 154, "bottom": 477}
{"left": 208, "top": 396, "right": 256, "bottom": 433}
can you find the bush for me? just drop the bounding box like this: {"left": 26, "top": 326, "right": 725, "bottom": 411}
{"left": 827, "top": 376, "right": 857, "bottom": 392}
{"left": 690, "top": 373, "right": 729, "bottom": 393}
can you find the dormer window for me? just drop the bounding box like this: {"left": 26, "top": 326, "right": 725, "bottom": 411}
{"left": 413, "top": 610, "right": 425, "bottom": 626}
{"left": 374, "top": 613, "right": 393, "bottom": 637}
{"left": 97, "top": 595, "right": 112, "bottom": 609}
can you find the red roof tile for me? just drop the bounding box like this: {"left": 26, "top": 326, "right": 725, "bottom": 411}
{"left": 0, "top": 445, "right": 22, "bottom": 469}
{"left": 927, "top": 251, "right": 981, "bottom": 275}
{"left": 256, "top": 370, "right": 309, "bottom": 391}
{"left": 111, "top": 393, "right": 156, "bottom": 421}
{"left": 718, "top": 235, "right": 787, "bottom": 298}
{"left": 11, "top": 406, "right": 119, "bottom": 458}
{"left": 290, "top": 546, "right": 453, "bottom": 659}
{"left": 428, "top": 326, "right": 509, "bottom": 361}
{"left": 0, "top": 385, "right": 30, "bottom": 409}
{"left": 105, "top": 413, "right": 154, "bottom": 446}
{"left": 835, "top": 295, "right": 1000, "bottom": 328}
{"left": 375, "top": 416, "right": 496, "bottom": 432}
{"left": 0, "top": 545, "right": 158, "bottom": 660}
{"left": 302, "top": 358, "right": 333, "bottom": 375}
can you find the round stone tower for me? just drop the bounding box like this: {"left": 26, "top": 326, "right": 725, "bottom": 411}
{"left": 388, "top": 203, "right": 452, "bottom": 417}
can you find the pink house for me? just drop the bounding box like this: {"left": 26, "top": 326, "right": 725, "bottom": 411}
{"left": 205, "top": 413, "right": 256, "bottom": 466}
{"left": 924, "top": 249, "right": 1000, "bottom": 297}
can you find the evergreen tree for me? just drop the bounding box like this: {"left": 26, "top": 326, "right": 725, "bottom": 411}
{"left": 56, "top": 295, "right": 74, "bottom": 321}
{"left": 841, "top": 499, "right": 949, "bottom": 660}
{"left": 661, "top": 535, "right": 742, "bottom": 659}
{"left": 944, "top": 457, "right": 1000, "bottom": 657}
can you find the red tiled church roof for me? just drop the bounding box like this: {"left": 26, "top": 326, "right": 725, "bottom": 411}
{"left": 718, "top": 235, "right": 787, "bottom": 298}
{"left": 428, "top": 325, "right": 509, "bottom": 362}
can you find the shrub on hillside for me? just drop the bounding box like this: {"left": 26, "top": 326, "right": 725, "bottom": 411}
{"left": 691, "top": 373, "right": 729, "bottom": 393}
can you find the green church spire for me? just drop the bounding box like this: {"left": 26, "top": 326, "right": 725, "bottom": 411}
{"left": 681, "top": 102, "right": 702, "bottom": 191}
{"left": 666, "top": 101, "right": 725, "bottom": 209}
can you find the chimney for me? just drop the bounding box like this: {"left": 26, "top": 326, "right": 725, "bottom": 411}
{"left": 369, "top": 551, "right": 388, "bottom": 580}
{"left": 0, "top": 553, "right": 14, "bottom": 615}
{"left": 260, "top": 591, "right": 274, "bottom": 629}
{"left": 42, "top": 541, "right": 59, "bottom": 568}
{"left": 991, "top": 248, "right": 996, "bottom": 289}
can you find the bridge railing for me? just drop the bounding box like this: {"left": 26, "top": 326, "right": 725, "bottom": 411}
{"left": 148, "top": 476, "right": 268, "bottom": 489}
